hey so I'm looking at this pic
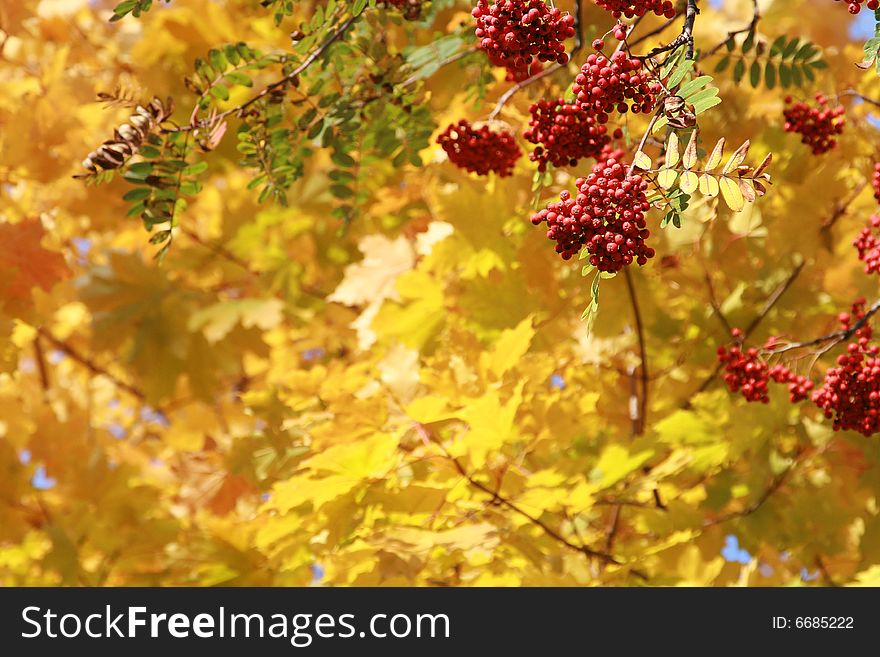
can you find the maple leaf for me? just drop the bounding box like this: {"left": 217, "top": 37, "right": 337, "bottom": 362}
{"left": 0, "top": 219, "right": 70, "bottom": 314}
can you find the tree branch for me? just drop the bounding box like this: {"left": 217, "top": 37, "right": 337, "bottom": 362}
{"left": 684, "top": 259, "right": 805, "bottom": 405}
{"left": 703, "top": 0, "right": 760, "bottom": 57}
{"left": 764, "top": 297, "right": 880, "bottom": 356}
{"left": 173, "top": 15, "right": 358, "bottom": 133}
{"left": 419, "top": 424, "right": 619, "bottom": 564}
{"left": 703, "top": 462, "right": 796, "bottom": 527}
{"left": 36, "top": 327, "right": 147, "bottom": 402}
{"left": 623, "top": 268, "right": 649, "bottom": 434}
{"left": 646, "top": 0, "right": 699, "bottom": 60}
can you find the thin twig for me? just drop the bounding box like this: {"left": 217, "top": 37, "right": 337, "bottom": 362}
{"left": 819, "top": 180, "right": 868, "bottom": 251}
{"left": 488, "top": 63, "right": 564, "bottom": 120}
{"left": 838, "top": 89, "right": 880, "bottom": 109}
{"left": 623, "top": 268, "right": 649, "bottom": 433}
{"left": 33, "top": 335, "right": 50, "bottom": 392}
{"left": 685, "top": 260, "right": 805, "bottom": 404}
{"left": 646, "top": 0, "right": 699, "bottom": 60}
{"left": 703, "top": 0, "right": 760, "bottom": 57}
{"left": 704, "top": 462, "right": 796, "bottom": 527}
{"left": 765, "top": 297, "right": 880, "bottom": 356}
{"left": 628, "top": 15, "right": 679, "bottom": 49}
{"left": 36, "top": 327, "right": 146, "bottom": 402}
{"left": 171, "top": 15, "right": 358, "bottom": 133}
{"left": 400, "top": 46, "right": 478, "bottom": 87}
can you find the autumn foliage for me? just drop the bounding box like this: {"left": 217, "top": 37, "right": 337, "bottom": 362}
{"left": 4, "top": 0, "right": 880, "bottom": 588}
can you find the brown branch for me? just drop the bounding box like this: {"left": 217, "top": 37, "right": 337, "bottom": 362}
{"left": 623, "top": 268, "right": 649, "bottom": 433}
{"left": 646, "top": 0, "right": 698, "bottom": 60}
{"left": 423, "top": 428, "right": 617, "bottom": 564}
{"left": 172, "top": 15, "right": 358, "bottom": 133}
{"left": 703, "top": 0, "right": 760, "bottom": 57}
{"left": 839, "top": 89, "right": 880, "bottom": 109}
{"left": 819, "top": 180, "right": 868, "bottom": 251}
{"left": 703, "top": 270, "right": 733, "bottom": 334}
{"left": 36, "top": 327, "right": 146, "bottom": 402}
{"left": 685, "top": 259, "right": 805, "bottom": 405}
{"left": 488, "top": 63, "right": 564, "bottom": 120}
{"left": 33, "top": 335, "right": 50, "bottom": 392}
{"left": 703, "top": 462, "right": 795, "bottom": 527}
{"left": 765, "top": 297, "right": 880, "bottom": 356}
{"left": 628, "top": 15, "right": 679, "bottom": 50}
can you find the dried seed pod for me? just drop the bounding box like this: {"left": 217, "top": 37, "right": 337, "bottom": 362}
{"left": 78, "top": 96, "right": 174, "bottom": 176}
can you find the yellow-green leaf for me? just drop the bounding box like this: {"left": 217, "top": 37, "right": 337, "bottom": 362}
{"left": 719, "top": 176, "right": 745, "bottom": 211}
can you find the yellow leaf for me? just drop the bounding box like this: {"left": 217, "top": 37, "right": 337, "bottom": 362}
{"left": 483, "top": 315, "right": 534, "bottom": 378}
{"left": 682, "top": 130, "right": 699, "bottom": 169}
{"left": 657, "top": 168, "right": 678, "bottom": 189}
{"left": 723, "top": 139, "right": 750, "bottom": 175}
{"left": 679, "top": 170, "right": 699, "bottom": 194}
{"left": 719, "top": 176, "right": 745, "bottom": 211}
{"left": 589, "top": 444, "right": 653, "bottom": 489}
{"left": 451, "top": 382, "right": 524, "bottom": 468}
{"left": 699, "top": 173, "right": 720, "bottom": 197}
{"left": 705, "top": 137, "right": 725, "bottom": 171}
{"left": 633, "top": 150, "right": 652, "bottom": 170}
{"left": 665, "top": 132, "right": 680, "bottom": 168}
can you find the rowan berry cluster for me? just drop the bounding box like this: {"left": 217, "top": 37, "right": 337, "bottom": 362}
{"left": 593, "top": 0, "right": 677, "bottom": 19}
{"left": 573, "top": 49, "right": 661, "bottom": 119}
{"left": 836, "top": 0, "right": 879, "bottom": 14}
{"left": 523, "top": 98, "right": 618, "bottom": 170}
{"left": 782, "top": 94, "right": 846, "bottom": 155}
{"left": 472, "top": 1, "right": 575, "bottom": 80}
{"left": 811, "top": 301, "right": 880, "bottom": 436}
{"left": 530, "top": 148, "right": 655, "bottom": 269}
{"left": 377, "top": 0, "right": 425, "bottom": 20}
{"left": 437, "top": 120, "right": 521, "bottom": 177}
{"left": 854, "top": 215, "right": 880, "bottom": 275}
{"left": 872, "top": 162, "right": 880, "bottom": 203}
{"left": 717, "top": 329, "right": 814, "bottom": 403}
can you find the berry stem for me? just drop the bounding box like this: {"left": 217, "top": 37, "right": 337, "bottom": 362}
{"left": 764, "top": 298, "right": 880, "bottom": 356}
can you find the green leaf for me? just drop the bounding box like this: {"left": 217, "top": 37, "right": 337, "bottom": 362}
{"left": 330, "top": 184, "right": 354, "bottom": 199}
{"left": 764, "top": 61, "right": 776, "bottom": 89}
{"left": 123, "top": 187, "right": 152, "bottom": 202}
{"left": 224, "top": 71, "right": 253, "bottom": 87}
{"left": 769, "top": 35, "right": 786, "bottom": 57}
{"left": 778, "top": 61, "right": 792, "bottom": 87}
{"left": 679, "top": 75, "right": 713, "bottom": 99}
{"left": 749, "top": 61, "right": 761, "bottom": 88}
{"left": 182, "top": 162, "right": 209, "bottom": 176}
{"left": 210, "top": 84, "right": 230, "bottom": 101}
{"left": 741, "top": 30, "right": 755, "bottom": 55}
{"left": 668, "top": 58, "right": 696, "bottom": 88}
{"left": 782, "top": 37, "right": 801, "bottom": 59}
{"left": 331, "top": 151, "right": 356, "bottom": 167}
{"left": 208, "top": 48, "right": 228, "bottom": 73}
{"left": 353, "top": 0, "right": 368, "bottom": 15}
{"left": 714, "top": 56, "right": 731, "bottom": 73}
{"left": 733, "top": 59, "right": 746, "bottom": 84}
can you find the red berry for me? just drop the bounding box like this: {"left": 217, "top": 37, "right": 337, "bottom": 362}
{"left": 473, "top": 1, "right": 576, "bottom": 80}
{"left": 437, "top": 120, "right": 521, "bottom": 177}
{"left": 572, "top": 52, "right": 660, "bottom": 116}
{"left": 594, "top": 0, "right": 676, "bottom": 18}
{"left": 523, "top": 98, "right": 612, "bottom": 171}
{"left": 854, "top": 214, "right": 880, "bottom": 274}
{"left": 592, "top": 38, "right": 605, "bottom": 50}
{"left": 529, "top": 147, "right": 654, "bottom": 270}
{"left": 782, "top": 97, "right": 845, "bottom": 155}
